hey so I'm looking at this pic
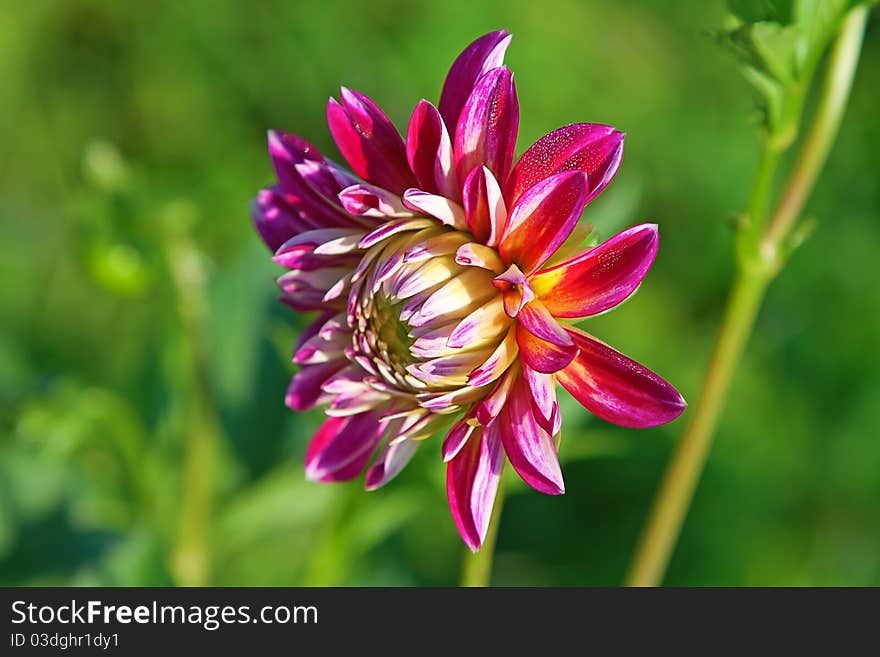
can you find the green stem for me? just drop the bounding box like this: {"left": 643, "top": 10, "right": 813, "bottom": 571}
{"left": 460, "top": 469, "right": 507, "bottom": 587}
{"left": 762, "top": 6, "right": 870, "bottom": 260}
{"left": 625, "top": 268, "right": 768, "bottom": 587}
{"left": 625, "top": 6, "right": 868, "bottom": 587}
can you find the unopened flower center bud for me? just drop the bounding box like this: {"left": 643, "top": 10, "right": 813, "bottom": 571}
{"left": 349, "top": 225, "right": 511, "bottom": 399}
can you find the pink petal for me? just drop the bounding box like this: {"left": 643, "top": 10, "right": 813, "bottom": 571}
{"left": 557, "top": 327, "right": 687, "bottom": 428}
{"left": 467, "top": 324, "right": 518, "bottom": 387}
{"left": 406, "top": 100, "right": 458, "bottom": 199}
{"left": 305, "top": 412, "right": 386, "bottom": 482}
{"left": 531, "top": 223, "right": 659, "bottom": 318}
{"left": 439, "top": 30, "right": 512, "bottom": 139}
{"left": 498, "top": 171, "right": 589, "bottom": 274}
{"left": 455, "top": 242, "right": 505, "bottom": 273}
{"left": 326, "top": 88, "right": 416, "bottom": 194}
{"left": 365, "top": 439, "right": 419, "bottom": 490}
{"left": 454, "top": 67, "right": 519, "bottom": 188}
{"left": 505, "top": 123, "right": 625, "bottom": 208}
{"left": 517, "top": 301, "right": 573, "bottom": 347}
{"left": 338, "top": 183, "right": 411, "bottom": 218}
{"left": 498, "top": 374, "right": 564, "bottom": 495}
{"left": 446, "top": 423, "right": 505, "bottom": 552}
{"left": 462, "top": 166, "right": 507, "bottom": 246}
{"left": 442, "top": 415, "right": 477, "bottom": 462}
{"left": 515, "top": 323, "right": 578, "bottom": 374}
{"left": 522, "top": 364, "right": 560, "bottom": 436}
{"left": 401, "top": 188, "right": 468, "bottom": 230}
{"left": 475, "top": 366, "right": 517, "bottom": 426}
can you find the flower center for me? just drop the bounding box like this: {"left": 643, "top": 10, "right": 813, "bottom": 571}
{"left": 371, "top": 294, "right": 416, "bottom": 368}
{"left": 347, "top": 224, "right": 511, "bottom": 404}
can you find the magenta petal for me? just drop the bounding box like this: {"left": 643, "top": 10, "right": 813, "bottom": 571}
{"left": 285, "top": 360, "right": 347, "bottom": 411}
{"left": 454, "top": 67, "right": 519, "bottom": 188}
{"left": 305, "top": 412, "right": 386, "bottom": 482}
{"left": 557, "top": 328, "right": 687, "bottom": 428}
{"left": 462, "top": 166, "right": 506, "bottom": 246}
{"left": 498, "top": 375, "right": 564, "bottom": 495}
{"left": 522, "top": 364, "right": 560, "bottom": 436}
{"left": 439, "top": 30, "right": 512, "bottom": 139}
{"left": 446, "top": 424, "right": 505, "bottom": 552}
{"left": 498, "top": 171, "right": 589, "bottom": 274}
{"left": 338, "top": 183, "right": 410, "bottom": 218}
{"left": 252, "top": 187, "right": 318, "bottom": 252}
{"left": 505, "top": 123, "right": 625, "bottom": 208}
{"left": 517, "top": 301, "right": 574, "bottom": 347}
{"left": 531, "top": 223, "right": 659, "bottom": 318}
{"left": 326, "top": 88, "right": 416, "bottom": 194}
{"left": 515, "top": 323, "right": 578, "bottom": 374}
{"left": 266, "top": 131, "right": 358, "bottom": 227}
{"left": 406, "top": 100, "right": 458, "bottom": 199}
{"left": 401, "top": 189, "right": 467, "bottom": 229}
{"left": 365, "top": 439, "right": 418, "bottom": 490}
{"left": 475, "top": 366, "right": 517, "bottom": 426}
{"left": 442, "top": 416, "right": 477, "bottom": 462}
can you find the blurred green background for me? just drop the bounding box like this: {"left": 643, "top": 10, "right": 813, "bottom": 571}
{"left": 1, "top": 0, "right": 878, "bottom": 586}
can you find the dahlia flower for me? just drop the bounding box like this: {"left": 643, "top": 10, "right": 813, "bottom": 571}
{"left": 252, "top": 30, "right": 686, "bottom": 550}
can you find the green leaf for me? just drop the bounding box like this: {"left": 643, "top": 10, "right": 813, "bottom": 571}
{"left": 722, "top": 0, "right": 858, "bottom": 141}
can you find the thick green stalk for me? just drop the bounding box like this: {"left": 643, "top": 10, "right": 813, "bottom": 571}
{"left": 625, "top": 6, "right": 869, "bottom": 587}
{"left": 625, "top": 268, "right": 768, "bottom": 587}
{"left": 460, "top": 470, "right": 507, "bottom": 587}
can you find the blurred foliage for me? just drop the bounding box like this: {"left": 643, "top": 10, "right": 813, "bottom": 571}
{"left": 0, "top": 0, "right": 878, "bottom": 586}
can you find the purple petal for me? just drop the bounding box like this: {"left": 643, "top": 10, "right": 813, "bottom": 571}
{"left": 557, "top": 327, "right": 687, "bottom": 428}
{"left": 530, "top": 223, "right": 659, "bottom": 318}
{"left": 252, "top": 187, "right": 321, "bottom": 253}
{"left": 305, "top": 412, "right": 387, "bottom": 482}
{"left": 505, "top": 123, "right": 625, "bottom": 208}
{"left": 454, "top": 67, "right": 519, "bottom": 188}
{"left": 498, "top": 171, "right": 589, "bottom": 274}
{"left": 326, "top": 88, "right": 416, "bottom": 194}
{"left": 285, "top": 360, "right": 347, "bottom": 411}
{"left": 439, "top": 30, "right": 512, "bottom": 139}
{"left": 266, "top": 131, "right": 358, "bottom": 226}
{"left": 498, "top": 374, "right": 564, "bottom": 495}
{"left": 274, "top": 245, "right": 357, "bottom": 272}
{"left": 446, "top": 423, "right": 505, "bottom": 552}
